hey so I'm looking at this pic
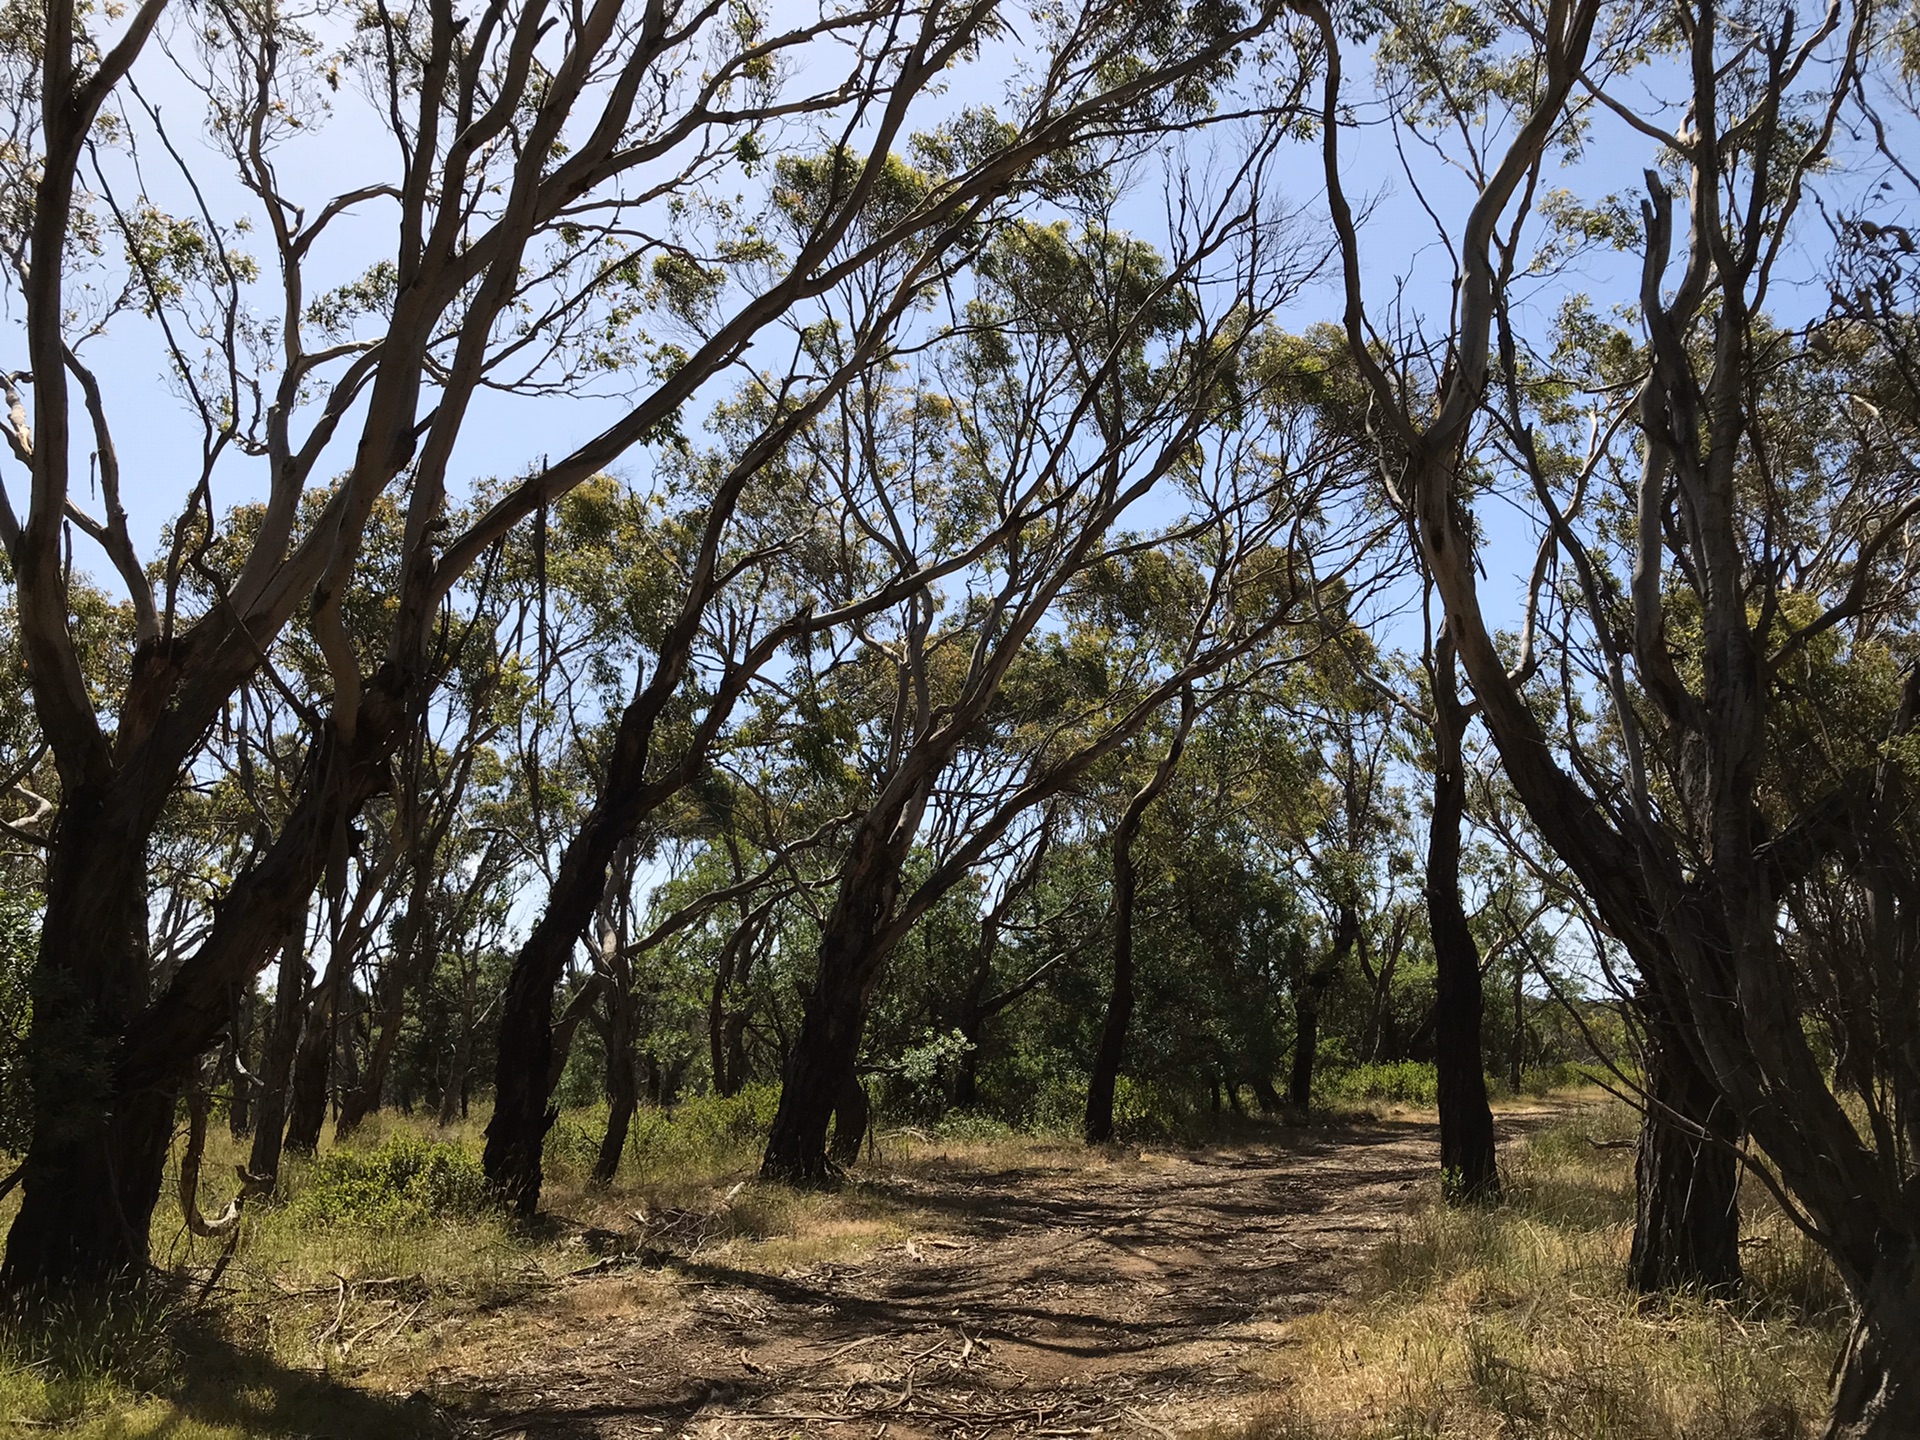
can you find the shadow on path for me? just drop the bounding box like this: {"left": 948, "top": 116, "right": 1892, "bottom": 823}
{"left": 443, "top": 1112, "right": 1498, "bottom": 1439}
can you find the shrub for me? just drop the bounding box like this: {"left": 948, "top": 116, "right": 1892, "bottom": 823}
{"left": 281, "top": 1133, "right": 490, "bottom": 1229}
{"left": 1321, "top": 1060, "right": 1440, "bottom": 1106}
{"left": 623, "top": 1084, "right": 781, "bottom": 1170}
{"left": 1111, "top": 1073, "right": 1197, "bottom": 1139}
{"left": 537, "top": 1085, "right": 785, "bottom": 1187}
{"left": 930, "top": 1110, "right": 1019, "bottom": 1143}
{"left": 0, "top": 892, "right": 38, "bottom": 1155}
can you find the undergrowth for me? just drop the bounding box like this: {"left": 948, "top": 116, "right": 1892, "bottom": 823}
{"left": 0, "top": 1093, "right": 1854, "bottom": 1438}
{"left": 0, "top": 1088, "right": 880, "bottom": 1436}
{"left": 1217, "top": 1102, "right": 1848, "bottom": 1440}
{"left": 1318, "top": 1060, "right": 1609, "bottom": 1108}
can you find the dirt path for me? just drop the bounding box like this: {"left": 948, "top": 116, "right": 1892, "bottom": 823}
{"left": 442, "top": 1116, "right": 1492, "bottom": 1439}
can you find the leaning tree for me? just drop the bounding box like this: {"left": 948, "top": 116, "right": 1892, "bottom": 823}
{"left": 1295, "top": 0, "right": 1920, "bottom": 1429}
{"left": 6, "top": 0, "right": 1285, "bottom": 1283}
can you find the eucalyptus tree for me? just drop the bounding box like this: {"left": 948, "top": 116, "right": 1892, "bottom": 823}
{"left": 1283, "top": 0, "right": 1745, "bottom": 1287}
{"left": 12, "top": 0, "right": 1233, "bottom": 1283}
{"left": 1084, "top": 689, "right": 1197, "bottom": 1144}
{"left": 1077, "top": 562, "right": 1360, "bottom": 1141}
{"left": 1297, "top": 0, "right": 1920, "bottom": 1427}
{"left": 755, "top": 167, "right": 1376, "bottom": 1178}
{"left": 481, "top": 0, "right": 1304, "bottom": 1216}
{"left": 1156, "top": 680, "right": 1322, "bottom": 1109}
{"left": 1423, "top": 621, "right": 1498, "bottom": 1201}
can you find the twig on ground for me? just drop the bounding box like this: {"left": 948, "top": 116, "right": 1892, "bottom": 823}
{"left": 315, "top": 1274, "right": 349, "bottom": 1349}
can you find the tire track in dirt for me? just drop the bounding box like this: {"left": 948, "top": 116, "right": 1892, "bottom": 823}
{"left": 444, "top": 1116, "right": 1499, "bottom": 1439}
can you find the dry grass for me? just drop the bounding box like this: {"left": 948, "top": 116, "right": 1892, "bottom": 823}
{"left": 1211, "top": 1100, "right": 1849, "bottom": 1440}
{"left": 0, "top": 1093, "right": 1857, "bottom": 1438}
{"left": 0, "top": 1090, "right": 913, "bottom": 1435}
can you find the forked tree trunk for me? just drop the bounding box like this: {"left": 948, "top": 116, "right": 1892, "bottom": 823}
{"left": 1826, "top": 1239, "right": 1920, "bottom": 1440}
{"left": 247, "top": 921, "right": 309, "bottom": 1189}
{"left": 486, "top": 646, "right": 704, "bottom": 1215}
{"left": 761, "top": 822, "right": 908, "bottom": 1184}
{"left": 283, "top": 971, "right": 339, "bottom": 1157}
{"left": 1087, "top": 702, "right": 1192, "bottom": 1144}
{"left": 1628, "top": 1002, "right": 1741, "bottom": 1292}
{"left": 761, "top": 939, "right": 879, "bottom": 1183}
{"left": 1428, "top": 634, "right": 1499, "bottom": 1204}
{"left": 1288, "top": 906, "right": 1359, "bottom": 1111}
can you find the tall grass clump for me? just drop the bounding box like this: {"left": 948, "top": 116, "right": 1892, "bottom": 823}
{"left": 1320, "top": 1060, "right": 1441, "bottom": 1107}
{"left": 238, "top": 1130, "right": 533, "bottom": 1307}
{"left": 0, "top": 1288, "right": 182, "bottom": 1431}
{"left": 1320, "top": 1062, "right": 1611, "bottom": 1109}
{"left": 1225, "top": 1100, "right": 1848, "bottom": 1440}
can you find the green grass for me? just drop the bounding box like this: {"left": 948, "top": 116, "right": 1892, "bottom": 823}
{"left": 1216, "top": 1100, "right": 1849, "bottom": 1440}
{"left": 1316, "top": 1061, "right": 1613, "bottom": 1109}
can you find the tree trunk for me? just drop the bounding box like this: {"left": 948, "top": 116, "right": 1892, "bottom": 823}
{"left": 488, "top": 927, "right": 597, "bottom": 1214}
{"left": 761, "top": 940, "right": 877, "bottom": 1184}
{"left": 709, "top": 955, "right": 737, "bottom": 1101}
{"left": 1287, "top": 989, "right": 1321, "bottom": 1110}
{"left": 829, "top": 1069, "right": 869, "bottom": 1166}
{"left": 955, "top": 944, "right": 998, "bottom": 1112}
{"left": 283, "top": 965, "right": 340, "bottom": 1157}
{"left": 1358, "top": 924, "right": 1405, "bottom": 1064}
{"left": 247, "top": 921, "right": 309, "bottom": 1189}
{"left": 1428, "top": 632, "right": 1500, "bottom": 1204}
{"left": 337, "top": 861, "right": 440, "bottom": 1139}
{"left": 761, "top": 818, "right": 911, "bottom": 1184}
{"left": 1, "top": 812, "right": 172, "bottom": 1287}
{"left": 1510, "top": 944, "right": 1526, "bottom": 1092}
{"left": 484, "top": 653, "right": 699, "bottom": 1215}
{"left": 1287, "top": 905, "right": 1358, "bottom": 1112}
{"left": 3, "top": 619, "right": 408, "bottom": 1287}
{"left": 1087, "top": 702, "right": 1193, "bottom": 1144}
{"left": 593, "top": 988, "right": 638, "bottom": 1184}
{"left": 708, "top": 903, "right": 763, "bottom": 1100}
{"left": 437, "top": 961, "right": 478, "bottom": 1128}
{"left": 957, "top": 824, "right": 1051, "bottom": 1110}
{"left": 1825, "top": 1241, "right": 1920, "bottom": 1440}
{"left": 1082, "top": 845, "right": 1137, "bottom": 1145}
{"left": 1628, "top": 1005, "right": 1741, "bottom": 1293}
{"left": 723, "top": 1015, "right": 748, "bottom": 1097}
{"left": 225, "top": 988, "right": 254, "bottom": 1138}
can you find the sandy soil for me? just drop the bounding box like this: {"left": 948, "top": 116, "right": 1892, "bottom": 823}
{"left": 427, "top": 1113, "right": 1521, "bottom": 1440}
